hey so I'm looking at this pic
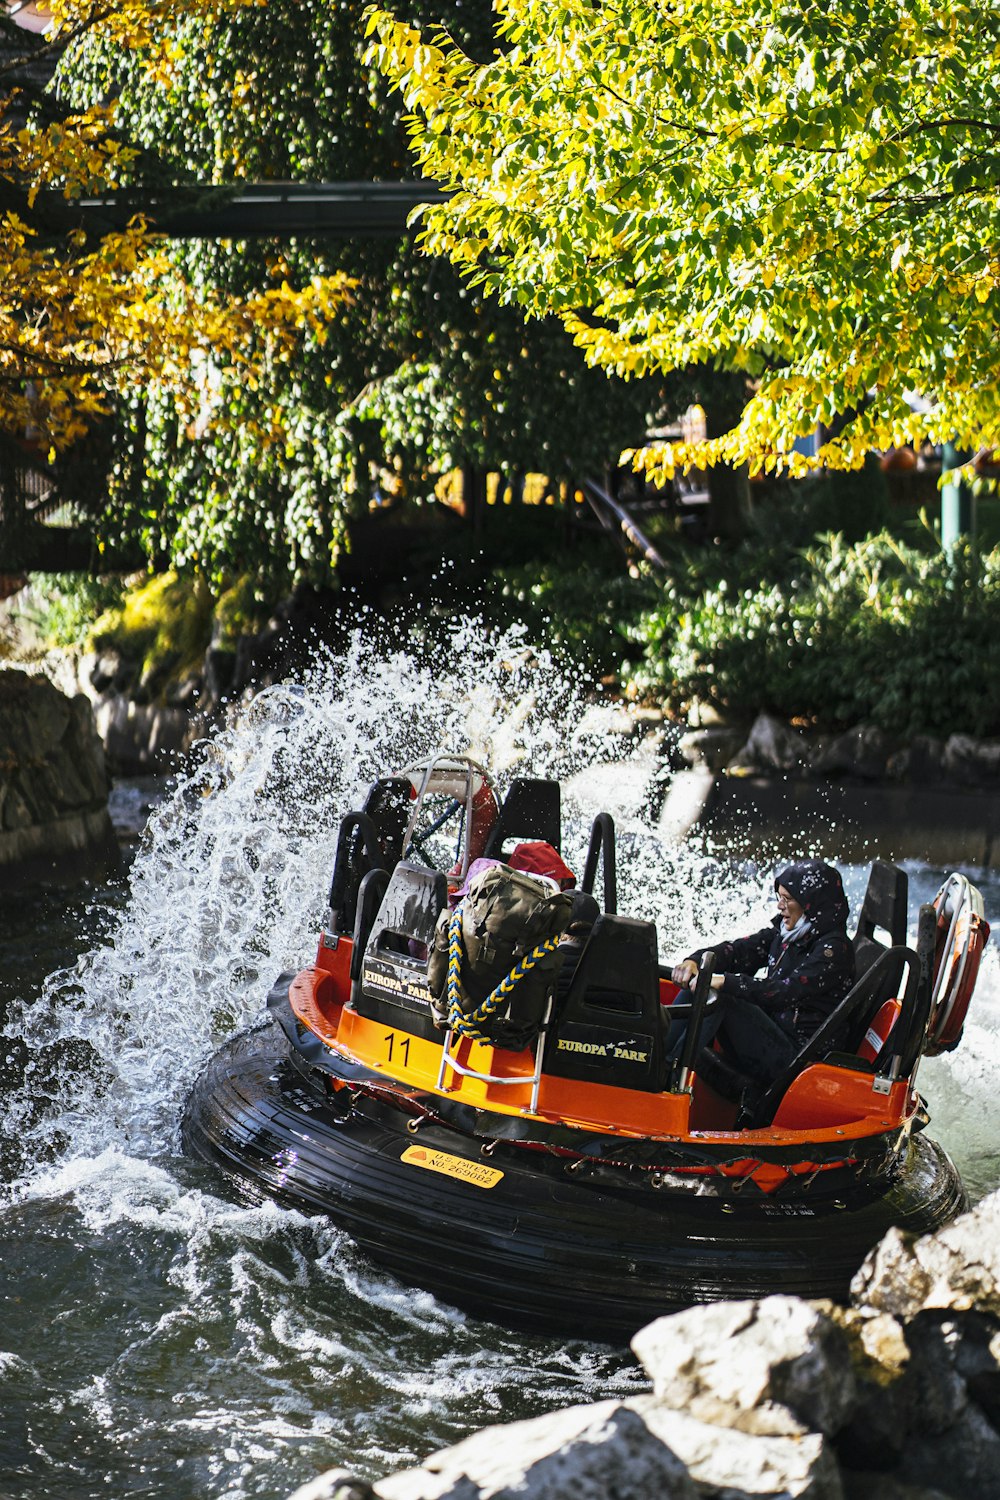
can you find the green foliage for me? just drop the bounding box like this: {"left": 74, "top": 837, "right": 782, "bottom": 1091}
{"left": 633, "top": 534, "right": 1000, "bottom": 737}
{"left": 491, "top": 558, "right": 660, "bottom": 678}
{"left": 369, "top": 0, "right": 1000, "bottom": 479}
{"left": 62, "top": 0, "right": 671, "bottom": 587}
{"left": 90, "top": 571, "right": 215, "bottom": 689}
{"left": 750, "top": 461, "right": 890, "bottom": 554}
{"left": 19, "top": 574, "right": 128, "bottom": 649}
{"left": 212, "top": 574, "right": 274, "bottom": 647}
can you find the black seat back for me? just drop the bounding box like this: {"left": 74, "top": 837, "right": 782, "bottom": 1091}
{"left": 483, "top": 777, "right": 562, "bottom": 858}
{"left": 544, "top": 913, "right": 665, "bottom": 1091}
{"left": 363, "top": 776, "right": 412, "bottom": 866}
{"left": 853, "top": 860, "right": 908, "bottom": 975}
{"left": 353, "top": 860, "right": 447, "bottom": 1040}
{"left": 329, "top": 812, "right": 387, "bottom": 935}
{"left": 327, "top": 777, "right": 412, "bottom": 935}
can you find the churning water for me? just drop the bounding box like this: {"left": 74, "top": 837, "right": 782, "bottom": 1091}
{"left": 2, "top": 620, "right": 998, "bottom": 1500}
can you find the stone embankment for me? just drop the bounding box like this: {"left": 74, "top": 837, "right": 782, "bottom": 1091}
{"left": 288, "top": 1190, "right": 1000, "bottom": 1500}
{"left": 0, "top": 668, "right": 119, "bottom": 881}
{"left": 661, "top": 710, "right": 1000, "bottom": 866}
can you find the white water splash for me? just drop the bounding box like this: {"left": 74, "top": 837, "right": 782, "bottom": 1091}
{"left": 4, "top": 621, "right": 999, "bottom": 1203}
{"left": 0, "top": 622, "right": 728, "bottom": 1188}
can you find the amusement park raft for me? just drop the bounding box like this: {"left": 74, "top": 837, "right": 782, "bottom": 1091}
{"left": 183, "top": 757, "right": 990, "bottom": 1342}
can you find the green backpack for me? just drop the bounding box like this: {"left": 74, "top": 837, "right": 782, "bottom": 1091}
{"left": 428, "top": 863, "right": 574, "bottom": 1050}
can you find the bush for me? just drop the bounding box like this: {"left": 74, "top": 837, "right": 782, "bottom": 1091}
{"left": 90, "top": 571, "right": 215, "bottom": 694}
{"left": 18, "top": 574, "right": 128, "bottom": 649}
{"left": 492, "top": 560, "right": 661, "bottom": 678}
{"left": 632, "top": 534, "right": 1000, "bottom": 737}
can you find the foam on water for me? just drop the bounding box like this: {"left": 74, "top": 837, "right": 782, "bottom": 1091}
{"left": 2, "top": 620, "right": 999, "bottom": 1499}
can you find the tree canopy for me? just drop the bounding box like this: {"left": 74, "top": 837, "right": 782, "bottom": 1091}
{"left": 54, "top": 0, "right": 673, "bottom": 586}
{"left": 0, "top": 0, "right": 349, "bottom": 461}
{"left": 367, "top": 0, "right": 1000, "bottom": 481}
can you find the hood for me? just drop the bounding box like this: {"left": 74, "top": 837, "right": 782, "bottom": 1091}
{"left": 774, "top": 859, "right": 850, "bottom": 936}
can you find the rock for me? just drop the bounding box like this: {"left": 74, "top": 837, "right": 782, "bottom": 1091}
{"left": 852, "top": 1190, "right": 1000, "bottom": 1320}
{"left": 810, "top": 724, "right": 897, "bottom": 780}
{"left": 952, "top": 1315, "right": 1000, "bottom": 1427}
{"left": 886, "top": 734, "right": 947, "bottom": 784}
{"left": 841, "top": 1478, "right": 951, "bottom": 1500}
{"left": 892, "top": 1400, "right": 1000, "bottom": 1499}
{"left": 88, "top": 649, "right": 134, "bottom": 696}
{"left": 903, "top": 1316, "right": 975, "bottom": 1434}
{"left": 0, "top": 669, "right": 70, "bottom": 759}
{"left": 203, "top": 647, "right": 237, "bottom": 709}
{"left": 943, "top": 734, "right": 1000, "bottom": 785}
{"left": 634, "top": 1399, "right": 843, "bottom": 1499}
{"left": 2, "top": 785, "right": 34, "bottom": 831}
{"left": 287, "top": 1472, "right": 378, "bottom": 1500}
{"left": 0, "top": 668, "right": 118, "bottom": 880}
{"left": 92, "top": 694, "right": 197, "bottom": 773}
{"left": 373, "top": 1399, "right": 697, "bottom": 1500}
{"left": 833, "top": 1303, "right": 1000, "bottom": 1481}
{"left": 678, "top": 727, "right": 745, "bottom": 773}
{"left": 632, "top": 1296, "right": 856, "bottom": 1437}
{"left": 687, "top": 697, "right": 728, "bottom": 728}
{"left": 728, "top": 712, "right": 809, "bottom": 774}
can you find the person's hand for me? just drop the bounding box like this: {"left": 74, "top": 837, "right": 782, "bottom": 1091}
{"left": 710, "top": 973, "right": 725, "bottom": 991}
{"left": 671, "top": 960, "right": 698, "bottom": 987}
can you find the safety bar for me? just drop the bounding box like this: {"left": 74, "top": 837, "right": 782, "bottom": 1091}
{"left": 673, "top": 951, "right": 715, "bottom": 1093}
{"left": 435, "top": 996, "right": 555, "bottom": 1115}
{"left": 581, "top": 812, "right": 617, "bottom": 913}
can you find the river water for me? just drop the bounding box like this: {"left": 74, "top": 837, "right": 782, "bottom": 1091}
{"left": 2, "top": 625, "right": 998, "bottom": 1500}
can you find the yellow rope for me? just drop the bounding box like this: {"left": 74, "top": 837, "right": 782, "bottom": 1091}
{"left": 447, "top": 905, "right": 560, "bottom": 1041}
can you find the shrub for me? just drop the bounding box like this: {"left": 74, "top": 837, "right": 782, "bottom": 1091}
{"left": 632, "top": 534, "right": 1000, "bottom": 738}
{"left": 90, "top": 571, "right": 215, "bottom": 694}
{"left": 493, "top": 560, "right": 661, "bottom": 678}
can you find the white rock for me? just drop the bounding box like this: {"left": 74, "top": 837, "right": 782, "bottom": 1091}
{"left": 852, "top": 1189, "right": 1000, "bottom": 1319}
{"left": 287, "top": 1472, "right": 376, "bottom": 1500}
{"left": 631, "top": 1296, "right": 856, "bottom": 1437}
{"left": 633, "top": 1398, "right": 843, "bottom": 1499}
{"left": 728, "top": 712, "right": 808, "bottom": 774}
{"left": 374, "top": 1398, "right": 696, "bottom": 1500}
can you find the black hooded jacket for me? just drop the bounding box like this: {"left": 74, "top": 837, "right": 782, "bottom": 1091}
{"left": 687, "top": 860, "right": 856, "bottom": 1043}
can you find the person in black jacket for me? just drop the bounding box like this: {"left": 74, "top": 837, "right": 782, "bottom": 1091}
{"left": 669, "top": 859, "right": 856, "bottom": 1090}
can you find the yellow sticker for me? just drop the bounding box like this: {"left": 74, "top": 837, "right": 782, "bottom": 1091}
{"left": 400, "top": 1144, "right": 504, "bottom": 1189}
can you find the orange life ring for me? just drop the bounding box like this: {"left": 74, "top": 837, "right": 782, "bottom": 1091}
{"left": 401, "top": 755, "right": 500, "bottom": 885}
{"left": 927, "top": 874, "right": 990, "bottom": 1054}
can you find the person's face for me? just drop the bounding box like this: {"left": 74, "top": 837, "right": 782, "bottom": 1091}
{"left": 776, "top": 885, "right": 804, "bottom": 926}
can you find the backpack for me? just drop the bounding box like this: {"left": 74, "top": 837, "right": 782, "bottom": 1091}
{"left": 428, "top": 863, "right": 574, "bottom": 1050}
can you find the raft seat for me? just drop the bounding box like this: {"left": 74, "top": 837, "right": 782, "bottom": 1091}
{"left": 351, "top": 860, "right": 447, "bottom": 1042}
{"left": 326, "top": 780, "right": 412, "bottom": 937}
{"left": 749, "top": 904, "right": 937, "bottom": 1129}
{"left": 483, "top": 776, "right": 562, "bottom": 859}
{"left": 543, "top": 913, "right": 667, "bottom": 1092}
